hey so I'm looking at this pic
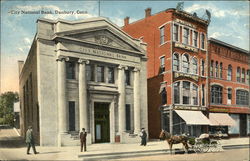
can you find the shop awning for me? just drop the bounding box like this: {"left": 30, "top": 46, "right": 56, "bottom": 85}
{"left": 175, "top": 110, "right": 211, "bottom": 125}
{"left": 209, "top": 113, "right": 236, "bottom": 126}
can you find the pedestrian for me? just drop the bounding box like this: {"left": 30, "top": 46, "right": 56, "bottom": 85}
{"left": 79, "top": 128, "right": 87, "bottom": 152}
{"left": 26, "top": 126, "right": 39, "bottom": 155}
{"left": 139, "top": 128, "right": 147, "bottom": 146}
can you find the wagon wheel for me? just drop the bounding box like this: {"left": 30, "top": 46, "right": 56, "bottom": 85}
{"left": 200, "top": 143, "right": 209, "bottom": 153}
{"left": 209, "top": 140, "right": 218, "bottom": 152}
{"left": 194, "top": 141, "right": 202, "bottom": 153}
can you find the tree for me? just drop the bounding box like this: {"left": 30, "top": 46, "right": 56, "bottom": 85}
{"left": 0, "top": 91, "right": 19, "bottom": 126}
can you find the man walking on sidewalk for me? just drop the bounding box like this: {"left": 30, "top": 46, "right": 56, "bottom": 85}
{"left": 80, "top": 128, "right": 87, "bottom": 152}
{"left": 26, "top": 126, "right": 39, "bottom": 155}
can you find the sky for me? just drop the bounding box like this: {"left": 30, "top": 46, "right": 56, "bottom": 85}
{"left": 0, "top": 0, "right": 249, "bottom": 93}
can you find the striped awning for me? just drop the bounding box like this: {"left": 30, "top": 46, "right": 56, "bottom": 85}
{"left": 175, "top": 110, "right": 211, "bottom": 125}
{"left": 209, "top": 113, "right": 236, "bottom": 126}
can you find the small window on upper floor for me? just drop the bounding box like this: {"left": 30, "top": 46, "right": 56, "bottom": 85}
{"left": 201, "top": 60, "right": 205, "bottom": 76}
{"left": 201, "top": 33, "right": 205, "bottom": 49}
{"left": 183, "top": 28, "right": 189, "bottom": 45}
{"left": 227, "top": 65, "right": 232, "bottom": 81}
{"left": 220, "top": 62, "right": 223, "bottom": 79}
{"left": 173, "top": 24, "right": 179, "bottom": 42}
{"left": 160, "top": 27, "right": 165, "bottom": 45}
{"left": 242, "top": 68, "right": 245, "bottom": 83}
{"left": 210, "top": 60, "right": 214, "bottom": 77}
{"left": 193, "top": 31, "right": 198, "bottom": 47}
{"left": 160, "top": 56, "right": 165, "bottom": 73}
{"left": 237, "top": 67, "right": 241, "bottom": 82}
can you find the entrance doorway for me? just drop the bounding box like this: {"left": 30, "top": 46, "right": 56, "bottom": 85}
{"left": 240, "top": 114, "right": 247, "bottom": 136}
{"left": 94, "top": 102, "right": 110, "bottom": 143}
{"left": 69, "top": 101, "right": 75, "bottom": 131}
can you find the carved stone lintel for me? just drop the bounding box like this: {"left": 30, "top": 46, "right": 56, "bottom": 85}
{"left": 78, "top": 58, "right": 89, "bottom": 64}
{"left": 56, "top": 55, "right": 69, "bottom": 62}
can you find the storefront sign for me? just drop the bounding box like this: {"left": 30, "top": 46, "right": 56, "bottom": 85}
{"left": 174, "top": 42, "right": 198, "bottom": 52}
{"left": 174, "top": 72, "right": 199, "bottom": 81}
{"left": 174, "top": 106, "right": 206, "bottom": 111}
{"left": 209, "top": 107, "right": 250, "bottom": 114}
{"left": 175, "top": 19, "right": 196, "bottom": 28}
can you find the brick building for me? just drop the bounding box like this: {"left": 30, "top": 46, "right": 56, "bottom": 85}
{"left": 123, "top": 8, "right": 211, "bottom": 138}
{"left": 208, "top": 38, "right": 250, "bottom": 137}
{"left": 122, "top": 7, "right": 249, "bottom": 138}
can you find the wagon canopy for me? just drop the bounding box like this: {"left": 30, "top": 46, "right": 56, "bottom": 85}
{"left": 209, "top": 113, "right": 236, "bottom": 126}
{"left": 175, "top": 110, "right": 211, "bottom": 125}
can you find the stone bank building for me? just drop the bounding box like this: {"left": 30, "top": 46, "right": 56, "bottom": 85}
{"left": 19, "top": 17, "right": 148, "bottom": 146}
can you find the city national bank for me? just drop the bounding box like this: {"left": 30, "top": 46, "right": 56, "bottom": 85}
{"left": 20, "top": 10, "right": 74, "bottom": 14}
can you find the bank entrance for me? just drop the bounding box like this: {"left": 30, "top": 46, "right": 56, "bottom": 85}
{"left": 94, "top": 102, "right": 110, "bottom": 143}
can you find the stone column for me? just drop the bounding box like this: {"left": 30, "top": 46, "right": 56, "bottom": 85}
{"left": 118, "top": 65, "right": 126, "bottom": 134}
{"left": 78, "top": 58, "right": 89, "bottom": 132}
{"left": 133, "top": 67, "right": 141, "bottom": 134}
{"left": 57, "top": 56, "right": 69, "bottom": 134}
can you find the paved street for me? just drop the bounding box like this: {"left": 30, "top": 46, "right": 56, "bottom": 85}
{"left": 0, "top": 129, "right": 249, "bottom": 161}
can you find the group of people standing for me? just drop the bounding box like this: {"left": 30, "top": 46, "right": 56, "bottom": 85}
{"left": 25, "top": 127, "right": 147, "bottom": 154}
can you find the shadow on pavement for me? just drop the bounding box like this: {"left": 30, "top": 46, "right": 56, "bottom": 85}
{"left": 0, "top": 137, "right": 26, "bottom": 148}
{"left": 39, "top": 151, "right": 61, "bottom": 154}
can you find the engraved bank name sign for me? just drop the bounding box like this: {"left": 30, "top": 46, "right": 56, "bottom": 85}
{"left": 63, "top": 43, "right": 140, "bottom": 63}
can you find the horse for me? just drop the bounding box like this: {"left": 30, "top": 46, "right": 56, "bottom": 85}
{"left": 159, "top": 130, "right": 189, "bottom": 154}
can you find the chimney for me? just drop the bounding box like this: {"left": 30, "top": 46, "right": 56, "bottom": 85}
{"left": 124, "top": 17, "right": 129, "bottom": 26}
{"left": 145, "top": 8, "right": 151, "bottom": 18}
{"left": 18, "top": 60, "right": 24, "bottom": 76}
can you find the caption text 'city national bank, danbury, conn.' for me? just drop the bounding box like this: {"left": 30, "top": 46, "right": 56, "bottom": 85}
{"left": 19, "top": 17, "right": 148, "bottom": 146}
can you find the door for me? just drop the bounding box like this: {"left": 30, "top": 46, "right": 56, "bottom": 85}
{"left": 69, "top": 101, "right": 75, "bottom": 131}
{"left": 240, "top": 114, "right": 247, "bottom": 136}
{"left": 94, "top": 102, "right": 110, "bottom": 143}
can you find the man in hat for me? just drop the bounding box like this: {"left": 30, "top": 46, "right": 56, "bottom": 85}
{"left": 139, "top": 128, "right": 147, "bottom": 146}
{"left": 26, "top": 126, "right": 39, "bottom": 155}
{"left": 79, "top": 128, "right": 87, "bottom": 152}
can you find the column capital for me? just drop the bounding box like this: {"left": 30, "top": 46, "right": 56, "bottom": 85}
{"left": 118, "top": 65, "right": 128, "bottom": 70}
{"left": 56, "top": 55, "right": 69, "bottom": 62}
{"left": 78, "top": 58, "right": 89, "bottom": 64}
{"left": 133, "top": 67, "right": 141, "bottom": 72}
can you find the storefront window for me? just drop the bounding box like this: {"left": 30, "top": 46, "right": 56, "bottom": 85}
{"left": 228, "top": 114, "right": 240, "bottom": 134}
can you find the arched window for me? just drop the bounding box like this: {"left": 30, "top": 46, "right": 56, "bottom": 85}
{"left": 220, "top": 62, "right": 223, "bottom": 78}
{"left": 227, "top": 65, "right": 232, "bottom": 81}
{"left": 242, "top": 68, "right": 245, "bottom": 83}
{"left": 182, "top": 54, "right": 189, "bottom": 73}
{"left": 192, "top": 57, "right": 198, "bottom": 74}
{"left": 173, "top": 54, "right": 179, "bottom": 71}
{"left": 174, "top": 82, "right": 180, "bottom": 104}
{"left": 237, "top": 67, "right": 241, "bottom": 82}
{"left": 236, "top": 90, "right": 249, "bottom": 105}
{"left": 183, "top": 81, "right": 191, "bottom": 104}
{"left": 215, "top": 61, "right": 219, "bottom": 78}
{"left": 192, "top": 84, "right": 198, "bottom": 105}
{"left": 211, "top": 85, "right": 223, "bottom": 104}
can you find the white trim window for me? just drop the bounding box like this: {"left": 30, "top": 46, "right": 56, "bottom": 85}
{"left": 192, "top": 57, "right": 198, "bottom": 74}
{"left": 160, "top": 56, "right": 165, "bottom": 73}
{"left": 200, "top": 33, "right": 205, "bottom": 49}
{"left": 193, "top": 31, "right": 198, "bottom": 47}
{"left": 192, "top": 84, "right": 198, "bottom": 105}
{"left": 160, "top": 26, "right": 165, "bottom": 45}
{"left": 173, "top": 24, "right": 179, "bottom": 42}
{"left": 182, "top": 54, "right": 189, "bottom": 73}
{"left": 183, "top": 28, "right": 189, "bottom": 45}
{"left": 173, "top": 54, "right": 179, "bottom": 71}
{"left": 227, "top": 65, "right": 232, "bottom": 81}
{"left": 183, "top": 81, "right": 191, "bottom": 104}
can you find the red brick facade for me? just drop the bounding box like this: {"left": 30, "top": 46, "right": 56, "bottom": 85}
{"left": 123, "top": 8, "right": 249, "bottom": 138}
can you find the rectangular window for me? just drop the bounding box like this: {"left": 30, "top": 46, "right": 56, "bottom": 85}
{"left": 125, "top": 104, "right": 131, "bottom": 131}
{"left": 68, "top": 101, "right": 75, "bottom": 131}
{"left": 183, "top": 81, "right": 190, "bottom": 104}
{"left": 183, "top": 28, "right": 189, "bottom": 45}
{"left": 66, "top": 61, "right": 75, "bottom": 79}
{"left": 228, "top": 88, "right": 232, "bottom": 104}
{"left": 173, "top": 24, "right": 179, "bottom": 41}
{"left": 201, "top": 60, "right": 205, "bottom": 76}
{"left": 237, "top": 67, "right": 241, "bottom": 82}
{"left": 242, "top": 69, "right": 245, "bottom": 83}
{"left": 160, "top": 27, "right": 165, "bottom": 45}
{"left": 97, "top": 65, "right": 104, "bottom": 82}
{"left": 108, "top": 67, "right": 115, "bottom": 84}
{"left": 174, "top": 82, "right": 180, "bottom": 104}
{"left": 86, "top": 64, "right": 95, "bottom": 81}
{"left": 192, "top": 85, "right": 198, "bottom": 105}
{"left": 220, "top": 63, "right": 223, "bottom": 78}
{"left": 215, "top": 61, "right": 219, "bottom": 78}
{"left": 193, "top": 31, "right": 198, "bottom": 47}
{"left": 210, "top": 60, "right": 214, "bottom": 77}
{"left": 160, "top": 56, "right": 165, "bottom": 73}
{"left": 125, "top": 70, "right": 130, "bottom": 85}
{"left": 201, "top": 33, "right": 205, "bottom": 49}
{"left": 202, "top": 85, "right": 205, "bottom": 106}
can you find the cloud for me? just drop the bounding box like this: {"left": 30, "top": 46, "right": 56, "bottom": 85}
{"left": 24, "top": 37, "right": 31, "bottom": 45}
{"left": 185, "top": 3, "right": 249, "bottom": 18}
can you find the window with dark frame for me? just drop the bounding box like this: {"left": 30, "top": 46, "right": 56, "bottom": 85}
{"left": 66, "top": 61, "right": 76, "bottom": 79}
{"left": 211, "top": 85, "right": 223, "bottom": 104}
{"left": 210, "top": 60, "right": 214, "bottom": 77}
{"left": 125, "top": 104, "right": 131, "bottom": 131}
{"left": 97, "top": 65, "right": 105, "bottom": 82}
{"left": 160, "top": 56, "right": 165, "bottom": 73}
{"left": 173, "top": 24, "right": 179, "bottom": 41}
{"left": 108, "top": 67, "right": 115, "bottom": 84}
{"left": 201, "top": 60, "right": 205, "bottom": 76}
{"left": 183, "top": 81, "right": 190, "bottom": 104}
{"left": 192, "top": 58, "right": 198, "bottom": 74}
{"left": 161, "top": 88, "right": 167, "bottom": 105}
{"left": 228, "top": 88, "right": 232, "bottom": 101}
{"left": 236, "top": 90, "right": 249, "bottom": 105}
{"left": 242, "top": 68, "right": 245, "bottom": 83}
{"left": 125, "top": 70, "right": 130, "bottom": 85}
{"left": 227, "top": 65, "right": 232, "bottom": 81}
{"left": 174, "top": 82, "right": 180, "bottom": 104}
{"left": 183, "top": 28, "right": 189, "bottom": 45}
{"left": 237, "top": 67, "right": 241, "bottom": 82}
{"left": 173, "top": 54, "right": 179, "bottom": 71}
{"left": 193, "top": 31, "right": 198, "bottom": 47}
{"left": 192, "top": 85, "right": 198, "bottom": 105}
{"left": 202, "top": 84, "right": 205, "bottom": 106}
{"left": 201, "top": 33, "right": 205, "bottom": 49}
{"left": 182, "top": 54, "right": 189, "bottom": 73}
{"left": 215, "top": 61, "right": 219, "bottom": 78}
{"left": 86, "top": 64, "right": 95, "bottom": 81}
{"left": 160, "top": 27, "right": 165, "bottom": 45}
{"left": 220, "top": 62, "right": 223, "bottom": 78}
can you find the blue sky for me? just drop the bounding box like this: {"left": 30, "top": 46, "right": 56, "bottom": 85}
{"left": 1, "top": 0, "right": 249, "bottom": 92}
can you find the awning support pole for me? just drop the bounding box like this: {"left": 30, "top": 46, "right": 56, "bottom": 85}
{"left": 169, "top": 105, "right": 173, "bottom": 134}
